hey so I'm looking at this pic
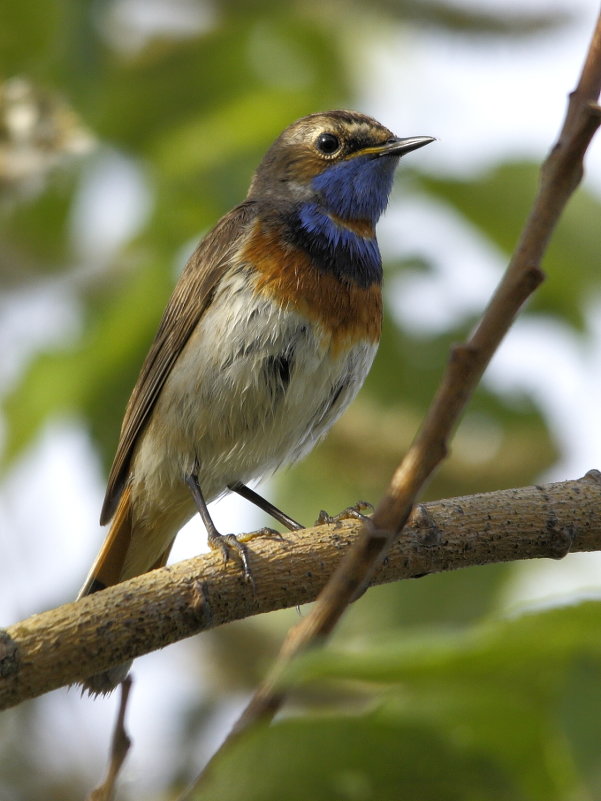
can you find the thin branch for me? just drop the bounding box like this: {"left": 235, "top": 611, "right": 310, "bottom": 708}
{"left": 86, "top": 676, "right": 133, "bottom": 801}
{"left": 190, "top": 10, "right": 601, "bottom": 785}
{"left": 1, "top": 472, "right": 601, "bottom": 711}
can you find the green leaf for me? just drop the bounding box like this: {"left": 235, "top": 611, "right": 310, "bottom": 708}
{"left": 195, "top": 716, "right": 519, "bottom": 801}
{"left": 292, "top": 601, "right": 601, "bottom": 685}
{"left": 279, "top": 602, "right": 601, "bottom": 800}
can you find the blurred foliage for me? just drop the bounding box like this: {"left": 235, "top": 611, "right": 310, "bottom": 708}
{"left": 422, "top": 163, "right": 601, "bottom": 329}
{"left": 197, "top": 602, "right": 601, "bottom": 801}
{"left": 0, "top": 0, "right": 598, "bottom": 799}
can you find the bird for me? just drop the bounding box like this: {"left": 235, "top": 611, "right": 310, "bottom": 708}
{"left": 78, "top": 110, "right": 434, "bottom": 692}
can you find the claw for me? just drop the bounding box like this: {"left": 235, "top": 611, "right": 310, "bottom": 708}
{"left": 315, "top": 500, "right": 374, "bottom": 526}
{"left": 208, "top": 526, "right": 287, "bottom": 587}
{"left": 238, "top": 526, "right": 284, "bottom": 543}
{"left": 208, "top": 532, "right": 254, "bottom": 586}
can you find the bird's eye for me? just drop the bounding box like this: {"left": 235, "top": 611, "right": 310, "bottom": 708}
{"left": 315, "top": 132, "right": 340, "bottom": 155}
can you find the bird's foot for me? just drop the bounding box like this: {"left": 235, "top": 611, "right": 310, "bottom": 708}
{"left": 238, "top": 526, "right": 284, "bottom": 543}
{"left": 208, "top": 531, "right": 254, "bottom": 585}
{"left": 314, "top": 500, "right": 374, "bottom": 526}
{"left": 208, "top": 527, "right": 284, "bottom": 586}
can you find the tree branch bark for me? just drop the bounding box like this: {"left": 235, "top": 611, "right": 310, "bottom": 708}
{"left": 1, "top": 470, "right": 600, "bottom": 711}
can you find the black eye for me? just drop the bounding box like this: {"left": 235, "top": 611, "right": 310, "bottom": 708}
{"left": 316, "top": 132, "right": 340, "bottom": 155}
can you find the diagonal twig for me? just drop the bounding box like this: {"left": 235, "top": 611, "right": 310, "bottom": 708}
{"left": 86, "top": 676, "right": 133, "bottom": 801}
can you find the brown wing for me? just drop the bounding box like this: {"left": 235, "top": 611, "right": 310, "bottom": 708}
{"left": 100, "top": 200, "right": 258, "bottom": 524}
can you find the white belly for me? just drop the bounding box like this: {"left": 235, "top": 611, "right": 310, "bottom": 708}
{"left": 131, "top": 269, "right": 377, "bottom": 528}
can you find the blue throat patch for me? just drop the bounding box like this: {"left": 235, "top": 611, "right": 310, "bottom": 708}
{"left": 312, "top": 153, "right": 398, "bottom": 223}
{"left": 290, "top": 154, "right": 398, "bottom": 287}
{"left": 296, "top": 202, "right": 382, "bottom": 287}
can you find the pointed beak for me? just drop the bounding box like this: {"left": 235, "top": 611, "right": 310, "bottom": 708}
{"left": 373, "top": 135, "right": 436, "bottom": 158}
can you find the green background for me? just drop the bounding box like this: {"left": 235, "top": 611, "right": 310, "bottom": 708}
{"left": 1, "top": 1, "right": 600, "bottom": 799}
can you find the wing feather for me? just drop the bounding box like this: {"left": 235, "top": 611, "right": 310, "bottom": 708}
{"left": 100, "top": 200, "right": 258, "bottom": 524}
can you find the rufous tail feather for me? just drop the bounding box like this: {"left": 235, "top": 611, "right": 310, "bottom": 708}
{"left": 78, "top": 486, "right": 173, "bottom": 694}
{"left": 78, "top": 486, "right": 134, "bottom": 598}
{"left": 79, "top": 487, "right": 173, "bottom": 599}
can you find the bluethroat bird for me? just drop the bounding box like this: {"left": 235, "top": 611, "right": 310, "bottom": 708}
{"left": 79, "top": 110, "right": 433, "bottom": 692}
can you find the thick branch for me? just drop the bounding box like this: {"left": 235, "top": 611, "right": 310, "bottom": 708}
{"left": 1, "top": 471, "right": 600, "bottom": 711}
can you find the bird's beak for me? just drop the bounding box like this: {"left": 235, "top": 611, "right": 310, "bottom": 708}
{"left": 361, "top": 136, "right": 436, "bottom": 158}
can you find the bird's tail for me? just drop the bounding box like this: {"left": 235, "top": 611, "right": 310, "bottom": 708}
{"left": 78, "top": 486, "right": 172, "bottom": 598}
{"left": 78, "top": 486, "right": 134, "bottom": 598}
{"left": 77, "top": 486, "right": 171, "bottom": 694}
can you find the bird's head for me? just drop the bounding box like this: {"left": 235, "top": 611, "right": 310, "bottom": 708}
{"left": 248, "top": 110, "right": 434, "bottom": 225}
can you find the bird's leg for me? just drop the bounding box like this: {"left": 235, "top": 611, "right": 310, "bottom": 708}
{"left": 230, "top": 481, "right": 372, "bottom": 531}
{"left": 185, "top": 469, "right": 253, "bottom": 583}
{"left": 314, "top": 501, "right": 374, "bottom": 526}
{"left": 228, "top": 481, "right": 304, "bottom": 531}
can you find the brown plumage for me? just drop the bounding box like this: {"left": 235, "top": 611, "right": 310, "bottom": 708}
{"left": 78, "top": 110, "right": 433, "bottom": 693}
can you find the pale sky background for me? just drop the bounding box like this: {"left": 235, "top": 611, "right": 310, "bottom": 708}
{"left": 1, "top": 0, "right": 600, "bottom": 791}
